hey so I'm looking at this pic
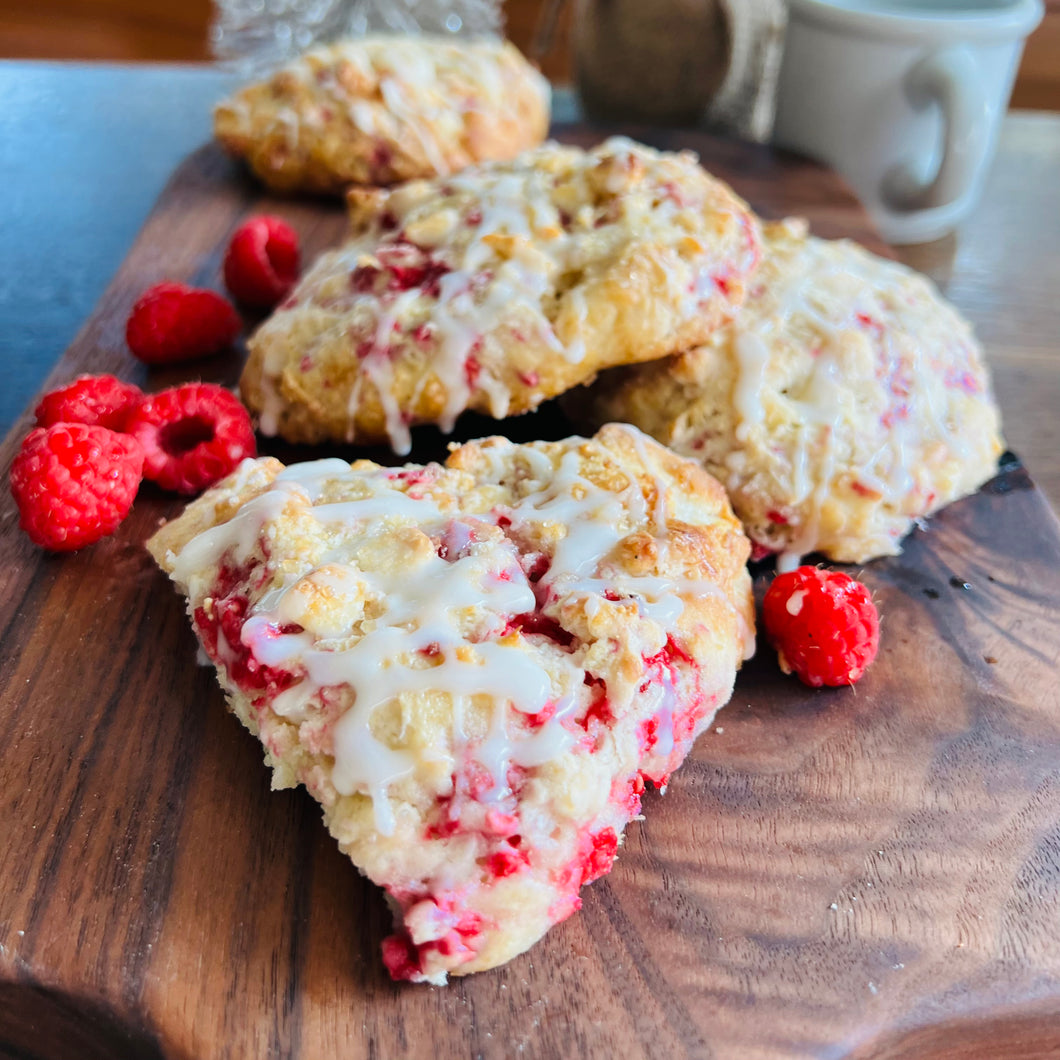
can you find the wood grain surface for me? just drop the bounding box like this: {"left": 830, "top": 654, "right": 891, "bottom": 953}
{"left": 1, "top": 130, "right": 1059, "bottom": 1060}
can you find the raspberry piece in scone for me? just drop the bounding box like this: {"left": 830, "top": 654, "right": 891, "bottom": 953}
{"left": 126, "top": 383, "right": 256, "bottom": 495}
{"left": 223, "top": 215, "right": 300, "bottom": 308}
{"left": 126, "top": 282, "right": 241, "bottom": 365}
{"left": 762, "top": 565, "right": 880, "bottom": 687}
{"left": 147, "top": 424, "right": 755, "bottom": 983}
{"left": 10, "top": 423, "right": 144, "bottom": 551}
{"left": 34, "top": 374, "right": 143, "bottom": 431}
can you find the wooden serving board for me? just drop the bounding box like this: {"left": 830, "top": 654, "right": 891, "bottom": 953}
{"left": 2, "top": 128, "right": 1060, "bottom": 1060}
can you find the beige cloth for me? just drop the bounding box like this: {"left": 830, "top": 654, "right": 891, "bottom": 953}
{"left": 566, "top": 0, "right": 787, "bottom": 143}
{"left": 708, "top": 0, "right": 788, "bottom": 143}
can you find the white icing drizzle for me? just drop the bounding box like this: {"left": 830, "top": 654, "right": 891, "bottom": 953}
{"left": 170, "top": 487, "right": 293, "bottom": 586}
{"left": 275, "top": 458, "right": 363, "bottom": 498}
{"left": 258, "top": 137, "right": 749, "bottom": 452}
{"left": 482, "top": 430, "right": 736, "bottom": 637}
{"left": 725, "top": 222, "right": 990, "bottom": 566}
{"left": 274, "top": 107, "right": 301, "bottom": 150}
{"left": 296, "top": 37, "right": 547, "bottom": 149}
{"left": 732, "top": 331, "right": 771, "bottom": 442}
{"left": 171, "top": 428, "right": 741, "bottom": 835}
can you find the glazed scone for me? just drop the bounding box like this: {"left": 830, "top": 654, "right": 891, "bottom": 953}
{"left": 147, "top": 424, "right": 754, "bottom": 983}
{"left": 241, "top": 137, "right": 762, "bottom": 453}
{"left": 572, "top": 219, "right": 1003, "bottom": 566}
{"left": 214, "top": 36, "right": 550, "bottom": 195}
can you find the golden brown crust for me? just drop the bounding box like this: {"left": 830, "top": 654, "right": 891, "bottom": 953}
{"left": 240, "top": 138, "right": 762, "bottom": 453}
{"left": 213, "top": 36, "right": 550, "bottom": 195}
{"left": 147, "top": 425, "right": 753, "bottom": 982}
{"left": 570, "top": 219, "right": 1004, "bottom": 564}
{"left": 147, "top": 458, "right": 285, "bottom": 567}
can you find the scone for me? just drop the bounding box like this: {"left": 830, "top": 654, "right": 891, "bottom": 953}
{"left": 572, "top": 219, "right": 1004, "bottom": 566}
{"left": 241, "top": 137, "right": 762, "bottom": 453}
{"left": 214, "top": 36, "right": 550, "bottom": 195}
{"left": 147, "top": 424, "right": 754, "bottom": 983}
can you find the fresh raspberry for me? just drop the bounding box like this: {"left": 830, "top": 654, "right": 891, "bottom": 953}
{"left": 126, "top": 282, "right": 241, "bottom": 365}
{"left": 125, "top": 383, "right": 256, "bottom": 495}
{"left": 762, "top": 566, "right": 880, "bottom": 688}
{"left": 10, "top": 424, "right": 144, "bottom": 551}
{"left": 34, "top": 374, "right": 143, "bottom": 431}
{"left": 223, "top": 215, "right": 300, "bottom": 307}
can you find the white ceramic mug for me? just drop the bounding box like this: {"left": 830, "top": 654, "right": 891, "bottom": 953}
{"left": 773, "top": 0, "right": 1043, "bottom": 244}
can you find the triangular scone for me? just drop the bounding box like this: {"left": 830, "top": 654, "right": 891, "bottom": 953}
{"left": 572, "top": 219, "right": 1004, "bottom": 566}
{"left": 148, "top": 425, "right": 754, "bottom": 983}
{"left": 240, "top": 138, "right": 762, "bottom": 454}
{"left": 214, "top": 36, "right": 551, "bottom": 195}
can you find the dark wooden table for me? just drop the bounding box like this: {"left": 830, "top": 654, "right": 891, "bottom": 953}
{"left": 2, "top": 63, "right": 1060, "bottom": 1060}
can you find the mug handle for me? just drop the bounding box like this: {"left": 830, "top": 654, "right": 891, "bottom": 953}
{"left": 881, "top": 46, "right": 987, "bottom": 212}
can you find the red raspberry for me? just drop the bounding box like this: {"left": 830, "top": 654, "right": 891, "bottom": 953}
{"left": 34, "top": 374, "right": 143, "bottom": 431}
{"left": 126, "top": 282, "right": 241, "bottom": 365}
{"left": 223, "top": 215, "right": 300, "bottom": 307}
{"left": 10, "top": 424, "right": 144, "bottom": 551}
{"left": 125, "top": 383, "right": 256, "bottom": 495}
{"left": 762, "top": 566, "right": 880, "bottom": 688}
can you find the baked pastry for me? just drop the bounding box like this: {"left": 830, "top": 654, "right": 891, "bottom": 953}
{"left": 571, "top": 219, "right": 1004, "bottom": 566}
{"left": 214, "top": 36, "right": 551, "bottom": 195}
{"left": 147, "top": 424, "right": 754, "bottom": 983}
{"left": 241, "top": 137, "right": 762, "bottom": 453}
